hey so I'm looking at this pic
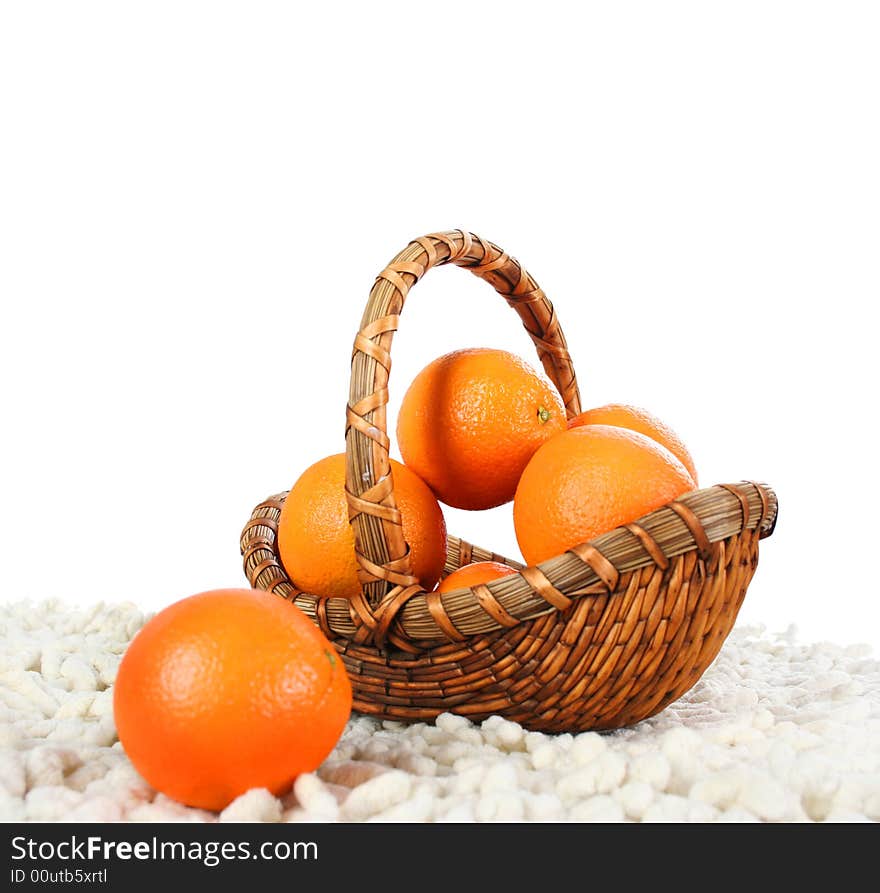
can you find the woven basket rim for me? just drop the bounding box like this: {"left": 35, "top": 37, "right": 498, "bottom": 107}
{"left": 241, "top": 479, "right": 777, "bottom": 650}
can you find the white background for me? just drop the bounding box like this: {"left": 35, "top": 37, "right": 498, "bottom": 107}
{"left": 2, "top": 2, "right": 878, "bottom": 649}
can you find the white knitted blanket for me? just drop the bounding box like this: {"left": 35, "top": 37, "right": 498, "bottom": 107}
{"left": 1, "top": 599, "right": 878, "bottom": 823}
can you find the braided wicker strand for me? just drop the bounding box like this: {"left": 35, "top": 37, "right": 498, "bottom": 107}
{"left": 242, "top": 480, "right": 776, "bottom": 645}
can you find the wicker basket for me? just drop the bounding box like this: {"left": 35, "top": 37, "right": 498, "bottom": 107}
{"left": 241, "top": 230, "right": 778, "bottom": 733}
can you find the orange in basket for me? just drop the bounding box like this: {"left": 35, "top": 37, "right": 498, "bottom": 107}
{"left": 437, "top": 561, "right": 518, "bottom": 593}
{"left": 568, "top": 402, "right": 699, "bottom": 485}
{"left": 277, "top": 453, "right": 447, "bottom": 600}
{"left": 397, "top": 347, "right": 567, "bottom": 510}
{"left": 513, "top": 424, "right": 696, "bottom": 566}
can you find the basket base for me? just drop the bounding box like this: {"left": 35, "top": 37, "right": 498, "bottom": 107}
{"left": 334, "top": 529, "right": 758, "bottom": 733}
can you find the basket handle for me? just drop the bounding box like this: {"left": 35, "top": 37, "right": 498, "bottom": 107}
{"left": 345, "top": 230, "right": 582, "bottom": 608}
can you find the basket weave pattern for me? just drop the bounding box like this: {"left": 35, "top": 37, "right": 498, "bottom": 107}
{"left": 241, "top": 230, "right": 777, "bottom": 732}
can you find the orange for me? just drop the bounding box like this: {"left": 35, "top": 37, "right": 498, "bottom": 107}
{"left": 437, "top": 560, "right": 518, "bottom": 593}
{"left": 568, "top": 402, "right": 698, "bottom": 485}
{"left": 277, "top": 453, "right": 447, "bottom": 600}
{"left": 113, "top": 588, "right": 352, "bottom": 811}
{"left": 396, "top": 348, "right": 567, "bottom": 510}
{"left": 513, "top": 425, "right": 696, "bottom": 565}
